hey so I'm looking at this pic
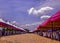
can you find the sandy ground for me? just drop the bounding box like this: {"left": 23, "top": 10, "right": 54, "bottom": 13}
{"left": 0, "top": 33, "right": 60, "bottom": 43}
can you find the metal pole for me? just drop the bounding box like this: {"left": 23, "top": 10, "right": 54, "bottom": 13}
{"left": 52, "top": 21, "right": 53, "bottom": 39}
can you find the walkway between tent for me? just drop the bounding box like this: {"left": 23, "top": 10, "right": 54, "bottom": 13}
{"left": 0, "top": 33, "right": 60, "bottom": 43}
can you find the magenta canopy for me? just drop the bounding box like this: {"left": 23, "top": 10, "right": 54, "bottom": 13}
{"left": 41, "top": 10, "right": 60, "bottom": 26}
{"left": 0, "top": 22, "right": 25, "bottom": 32}
{"left": 33, "top": 10, "right": 60, "bottom": 32}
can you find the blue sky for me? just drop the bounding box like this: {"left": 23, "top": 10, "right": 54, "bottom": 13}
{"left": 0, "top": 0, "right": 60, "bottom": 31}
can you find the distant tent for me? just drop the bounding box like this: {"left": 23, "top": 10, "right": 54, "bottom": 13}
{"left": 33, "top": 10, "right": 60, "bottom": 32}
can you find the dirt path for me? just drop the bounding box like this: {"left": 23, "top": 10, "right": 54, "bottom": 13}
{"left": 0, "top": 34, "right": 60, "bottom": 43}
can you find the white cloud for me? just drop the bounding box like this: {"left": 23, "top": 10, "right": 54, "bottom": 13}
{"left": 20, "top": 21, "right": 43, "bottom": 27}
{"left": 37, "top": 7, "right": 53, "bottom": 14}
{"left": 12, "top": 21, "right": 16, "bottom": 24}
{"left": 28, "top": 6, "right": 54, "bottom": 15}
{"left": 40, "top": 15, "right": 51, "bottom": 19}
{"left": 33, "top": 10, "right": 38, "bottom": 15}
{"left": 0, "top": 18, "right": 5, "bottom": 23}
{"left": 20, "top": 21, "right": 44, "bottom": 31}
{"left": 10, "top": 21, "right": 19, "bottom": 26}
{"left": 28, "top": 7, "right": 34, "bottom": 14}
{"left": 28, "top": 0, "right": 60, "bottom": 16}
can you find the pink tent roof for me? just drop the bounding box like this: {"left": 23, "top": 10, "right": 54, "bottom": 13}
{"left": 0, "top": 21, "right": 26, "bottom": 32}
{"left": 33, "top": 10, "right": 60, "bottom": 32}
{"left": 41, "top": 10, "right": 60, "bottom": 26}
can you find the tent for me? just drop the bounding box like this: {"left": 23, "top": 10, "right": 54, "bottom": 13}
{"left": 0, "top": 18, "right": 26, "bottom": 32}
{"left": 37, "top": 10, "right": 60, "bottom": 30}
{"left": 33, "top": 10, "right": 60, "bottom": 32}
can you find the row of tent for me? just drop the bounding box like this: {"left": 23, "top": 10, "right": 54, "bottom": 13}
{"left": 0, "top": 10, "right": 60, "bottom": 36}
{"left": 0, "top": 18, "right": 26, "bottom": 36}
{"left": 33, "top": 10, "right": 60, "bottom": 32}
{"left": 33, "top": 10, "right": 60, "bottom": 41}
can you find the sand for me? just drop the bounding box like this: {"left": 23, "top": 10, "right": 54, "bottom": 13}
{"left": 0, "top": 33, "right": 60, "bottom": 43}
